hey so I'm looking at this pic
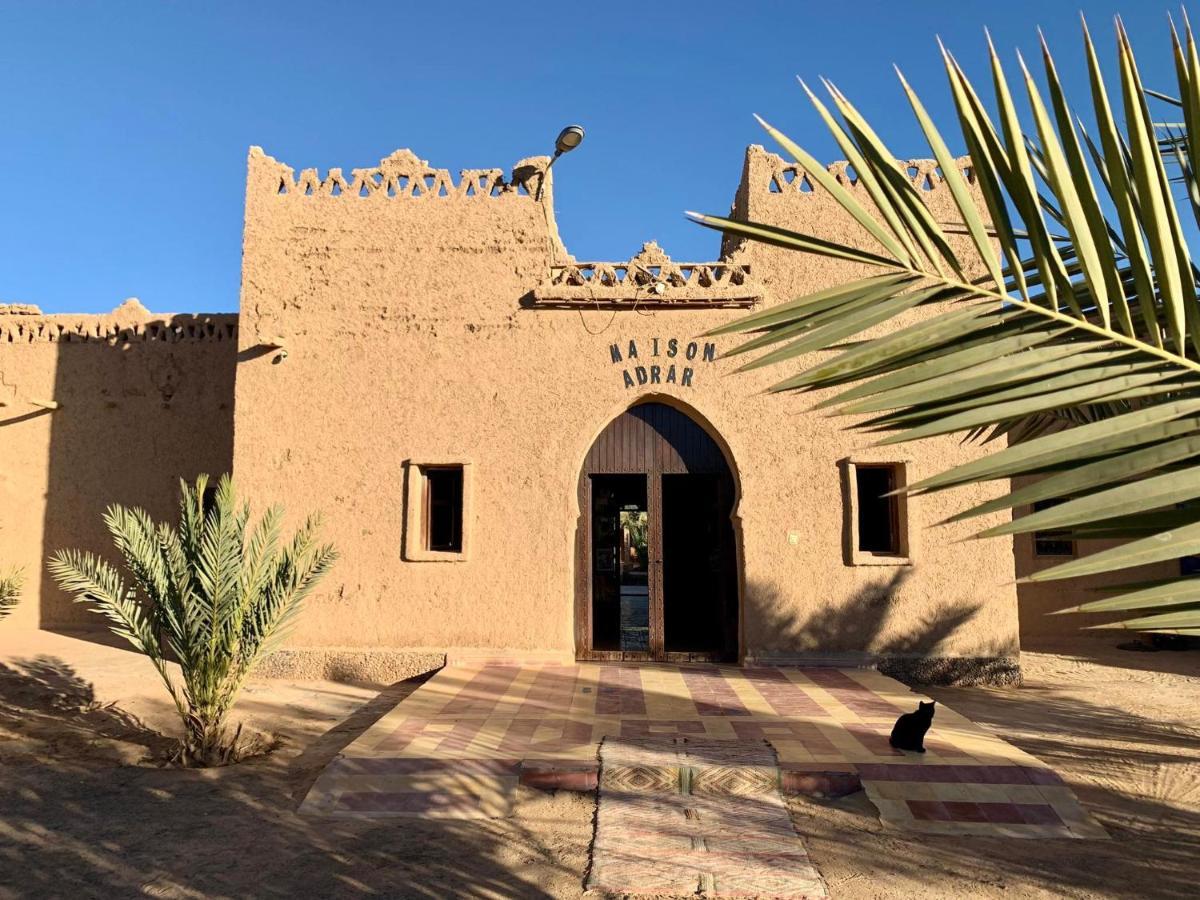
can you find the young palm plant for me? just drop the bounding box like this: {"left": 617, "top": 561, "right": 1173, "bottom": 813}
{"left": 48, "top": 474, "right": 337, "bottom": 765}
{"left": 690, "top": 16, "right": 1200, "bottom": 636}
{"left": 0, "top": 567, "right": 22, "bottom": 621}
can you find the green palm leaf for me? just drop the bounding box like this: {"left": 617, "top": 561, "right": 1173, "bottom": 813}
{"left": 0, "top": 567, "right": 23, "bottom": 622}
{"left": 690, "top": 17, "right": 1200, "bottom": 633}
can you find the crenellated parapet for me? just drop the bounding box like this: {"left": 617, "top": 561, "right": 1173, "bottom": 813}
{"left": 531, "top": 241, "right": 760, "bottom": 309}
{"left": 0, "top": 300, "right": 237, "bottom": 344}
{"left": 249, "top": 146, "right": 551, "bottom": 200}
{"left": 724, "top": 145, "right": 980, "bottom": 263}
{"left": 745, "top": 144, "right": 974, "bottom": 196}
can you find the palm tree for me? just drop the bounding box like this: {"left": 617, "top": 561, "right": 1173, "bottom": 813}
{"left": 48, "top": 474, "right": 337, "bottom": 765}
{"left": 0, "top": 567, "right": 21, "bottom": 621}
{"left": 689, "top": 16, "right": 1200, "bottom": 636}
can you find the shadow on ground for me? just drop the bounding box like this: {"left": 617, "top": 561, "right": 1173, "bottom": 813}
{"left": 793, "top": 665, "right": 1200, "bottom": 898}
{"left": 1, "top": 639, "right": 1199, "bottom": 898}
{"left": 0, "top": 656, "right": 174, "bottom": 764}
{"left": 0, "top": 655, "right": 586, "bottom": 898}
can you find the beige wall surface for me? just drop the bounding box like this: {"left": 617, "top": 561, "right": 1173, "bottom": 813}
{"left": 0, "top": 302, "right": 237, "bottom": 629}
{"left": 231, "top": 144, "right": 1022, "bottom": 669}
{"left": 1010, "top": 475, "right": 1179, "bottom": 647}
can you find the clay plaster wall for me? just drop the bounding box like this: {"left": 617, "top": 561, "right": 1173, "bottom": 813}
{"left": 1010, "top": 475, "right": 1178, "bottom": 646}
{"left": 0, "top": 302, "right": 237, "bottom": 629}
{"left": 232, "top": 144, "right": 1023, "bottom": 671}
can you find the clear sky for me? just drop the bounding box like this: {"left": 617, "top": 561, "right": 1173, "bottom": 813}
{"left": 0, "top": 1, "right": 1189, "bottom": 314}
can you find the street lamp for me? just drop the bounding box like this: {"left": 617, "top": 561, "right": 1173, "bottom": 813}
{"left": 535, "top": 125, "right": 585, "bottom": 201}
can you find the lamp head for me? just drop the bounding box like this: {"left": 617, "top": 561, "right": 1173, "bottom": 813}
{"left": 554, "top": 125, "right": 585, "bottom": 156}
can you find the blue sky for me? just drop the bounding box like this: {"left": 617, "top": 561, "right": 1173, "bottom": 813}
{"left": 0, "top": 1, "right": 1190, "bottom": 314}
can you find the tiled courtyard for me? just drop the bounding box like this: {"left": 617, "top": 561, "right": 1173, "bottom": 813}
{"left": 302, "top": 662, "right": 1106, "bottom": 839}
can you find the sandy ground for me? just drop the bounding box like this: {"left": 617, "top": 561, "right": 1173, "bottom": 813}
{"left": 0, "top": 630, "right": 1197, "bottom": 899}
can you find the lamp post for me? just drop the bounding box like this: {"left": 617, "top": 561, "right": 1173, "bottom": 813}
{"left": 535, "top": 125, "right": 585, "bottom": 201}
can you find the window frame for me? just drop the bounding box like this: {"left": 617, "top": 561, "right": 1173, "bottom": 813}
{"left": 841, "top": 458, "right": 913, "bottom": 567}
{"left": 423, "top": 466, "right": 464, "bottom": 553}
{"left": 1031, "top": 498, "right": 1076, "bottom": 558}
{"left": 403, "top": 460, "right": 472, "bottom": 562}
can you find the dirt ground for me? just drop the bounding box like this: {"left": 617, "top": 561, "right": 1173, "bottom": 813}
{"left": 0, "top": 631, "right": 1196, "bottom": 899}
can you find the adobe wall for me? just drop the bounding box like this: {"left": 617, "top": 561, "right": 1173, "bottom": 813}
{"left": 0, "top": 301, "right": 237, "bottom": 630}
{"left": 1011, "top": 479, "right": 1178, "bottom": 647}
{"left": 233, "top": 144, "right": 1023, "bottom": 682}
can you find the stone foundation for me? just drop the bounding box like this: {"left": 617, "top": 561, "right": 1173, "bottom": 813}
{"left": 254, "top": 648, "right": 446, "bottom": 684}
{"left": 254, "top": 649, "right": 1021, "bottom": 688}
{"left": 876, "top": 656, "right": 1022, "bottom": 687}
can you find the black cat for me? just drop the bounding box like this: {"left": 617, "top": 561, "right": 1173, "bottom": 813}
{"left": 889, "top": 700, "right": 935, "bottom": 753}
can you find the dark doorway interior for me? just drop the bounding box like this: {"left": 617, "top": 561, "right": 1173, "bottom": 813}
{"left": 663, "top": 474, "right": 737, "bottom": 657}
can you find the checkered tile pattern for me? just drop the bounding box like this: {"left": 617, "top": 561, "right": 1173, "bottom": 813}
{"left": 589, "top": 737, "right": 828, "bottom": 898}
{"left": 300, "top": 663, "right": 1105, "bottom": 839}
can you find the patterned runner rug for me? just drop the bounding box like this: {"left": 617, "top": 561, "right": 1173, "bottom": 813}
{"left": 588, "top": 736, "right": 828, "bottom": 898}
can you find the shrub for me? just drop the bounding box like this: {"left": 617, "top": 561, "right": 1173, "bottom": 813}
{"left": 0, "top": 567, "right": 22, "bottom": 621}
{"left": 48, "top": 474, "right": 337, "bottom": 765}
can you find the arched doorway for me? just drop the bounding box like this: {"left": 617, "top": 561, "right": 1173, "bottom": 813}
{"left": 574, "top": 401, "right": 739, "bottom": 662}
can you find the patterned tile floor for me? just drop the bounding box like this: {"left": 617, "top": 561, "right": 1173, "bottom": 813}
{"left": 590, "top": 737, "right": 828, "bottom": 898}
{"left": 301, "top": 663, "right": 1106, "bottom": 838}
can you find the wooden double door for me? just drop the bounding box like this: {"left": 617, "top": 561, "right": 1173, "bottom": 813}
{"left": 575, "top": 402, "right": 738, "bottom": 662}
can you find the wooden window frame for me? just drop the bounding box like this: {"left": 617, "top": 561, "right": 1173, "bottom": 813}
{"left": 403, "top": 460, "right": 472, "bottom": 562}
{"left": 1031, "top": 498, "right": 1076, "bottom": 558}
{"left": 423, "top": 466, "right": 464, "bottom": 553}
{"left": 841, "top": 458, "right": 913, "bottom": 567}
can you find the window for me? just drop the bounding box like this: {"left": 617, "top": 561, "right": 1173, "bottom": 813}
{"left": 424, "top": 466, "right": 463, "bottom": 553}
{"left": 201, "top": 484, "right": 218, "bottom": 517}
{"left": 1032, "top": 498, "right": 1075, "bottom": 557}
{"left": 403, "top": 460, "right": 472, "bottom": 561}
{"left": 843, "top": 460, "right": 911, "bottom": 566}
{"left": 856, "top": 465, "right": 900, "bottom": 554}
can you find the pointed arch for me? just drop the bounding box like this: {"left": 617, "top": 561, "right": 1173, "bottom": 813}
{"left": 573, "top": 397, "right": 742, "bottom": 661}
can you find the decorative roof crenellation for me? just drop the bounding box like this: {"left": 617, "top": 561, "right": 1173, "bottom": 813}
{"left": 531, "top": 241, "right": 759, "bottom": 309}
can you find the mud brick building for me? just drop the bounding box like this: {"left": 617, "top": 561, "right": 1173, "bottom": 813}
{"left": 5, "top": 144, "right": 1143, "bottom": 682}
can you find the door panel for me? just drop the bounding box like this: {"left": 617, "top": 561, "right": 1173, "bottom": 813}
{"left": 662, "top": 474, "right": 737, "bottom": 658}
{"left": 577, "top": 402, "right": 739, "bottom": 662}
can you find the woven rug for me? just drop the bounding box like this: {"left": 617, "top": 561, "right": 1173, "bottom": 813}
{"left": 588, "top": 736, "right": 828, "bottom": 898}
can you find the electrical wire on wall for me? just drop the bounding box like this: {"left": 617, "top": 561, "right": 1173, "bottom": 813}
{"left": 575, "top": 263, "right": 664, "bottom": 336}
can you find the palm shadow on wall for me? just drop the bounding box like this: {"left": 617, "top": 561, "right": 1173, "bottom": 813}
{"left": 743, "top": 569, "right": 991, "bottom": 661}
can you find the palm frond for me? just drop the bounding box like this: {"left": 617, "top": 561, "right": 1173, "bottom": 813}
{"left": 691, "top": 16, "right": 1200, "bottom": 632}
{"left": 0, "top": 568, "right": 23, "bottom": 621}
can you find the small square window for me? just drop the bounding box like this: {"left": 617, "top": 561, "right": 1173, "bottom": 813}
{"left": 1032, "top": 498, "right": 1075, "bottom": 557}
{"left": 424, "top": 466, "right": 463, "bottom": 553}
{"left": 403, "top": 461, "right": 472, "bottom": 562}
{"left": 842, "top": 460, "right": 912, "bottom": 566}
{"left": 856, "top": 465, "right": 900, "bottom": 555}
{"left": 201, "top": 485, "right": 218, "bottom": 517}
